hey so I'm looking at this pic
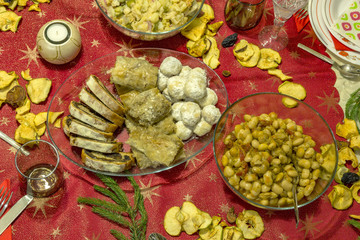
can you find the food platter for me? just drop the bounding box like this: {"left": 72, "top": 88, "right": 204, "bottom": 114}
{"left": 47, "top": 48, "right": 229, "bottom": 176}
{"left": 309, "top": 0, "right": 360, "bottom": 66}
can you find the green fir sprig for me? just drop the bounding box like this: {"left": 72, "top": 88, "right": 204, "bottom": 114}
{"left": 77, "top": 174, "right": 147, "bottom": 240}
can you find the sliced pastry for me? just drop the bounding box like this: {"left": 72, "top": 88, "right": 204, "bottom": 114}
{"left": 85, "top": 75, "right": 125, "bottom": 115}
{"left": 62, "top": 115, "right": 114, "bottom": 142}
{"left": 79, "top": 88, "right": 125, "bottom": 126}
{"left": 68, "top": 101, "right": 118, "bottom": 133}
{"left": 70, "top": 135, "right": 122, "bottom": 153}
{"left": 81, "top": 149, "right": 135, "bottom": 173}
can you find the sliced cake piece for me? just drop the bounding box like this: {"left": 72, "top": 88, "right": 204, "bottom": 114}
{"left": 86, "top": 75, "right": 125, "bottom": 115}
{"left": 69, "top": 101, "right": 118, "bottom": 133}
{"left": 69, "top": 135, "right": 122, "bottom": 153}
{"left": 62, "top": 115, "right": 114, "bottom": 142}
{"left": 81, "top": 149, "right": 135, "bottom": 173}
{"left": 79, "top": 88, "right": 125, "bottom": 126}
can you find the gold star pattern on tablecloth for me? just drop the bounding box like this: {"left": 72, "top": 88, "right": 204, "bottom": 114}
{"left": 303, "top": 27, "right": 318, "bottom": 46}
{"left": 278, "top": 233, "right": 289, "bottom": 240}
{"left": 220, "top": 202, "right": 231, "bottom": 213}
{"left": 139, "top": 178, "right": 161, "bottom": 206}
{"left": 115, "top": 39, "right": 142, "bottom": 57}
{"left": 299, "top": 214, "right": 322, "bottom": 238}
{"left": 317, "top": 90, "right": 339, "bottom": 114}
{"left": 183, "top": 194, "right": 192, "bottom": 202}
{"left": 229, "top": 102, "right": 246, "bottom": 123}
{"left": 8, "top": 146, "right": 17, "bottom": 155}
{"left": 264, "top": 5, "right": 273, "bottom": 20}
{"left": 300, "top": 119, "right": 313, "bottom": 129}
{"left": 91, "top": 39, "right": 100, "bottom": 47}
{"left": 246, "top": 80, "right": 258, "bottom": 91}
{"left": 209, "top": 172, "right": 218, "bottom": 182}
{"left": 51, "top": 227, "right": 62, "bottom": 238}
{"left": 0, "top": 116, "right": 10, "bottom": 126}
{"left": 0, "top": 47, "right": 3, "bottom": 55}
{"left": 0, "top": 170, "right": 4, "bottom": 173}
{"left": 184, "top": 144, "right": 204, "bottom": 169}
{"left": 308, "top": 71, "right": 316, "bottom": 78}
{"left": 37, "top": 11, "right": 46, "bottom": 18}
{"left": 77, "top": 204, "right": 85, "bottom": 211}
{"left": 63, "top": 171, "right": 71, "bottom": 180}
{"left": 184, "top": 156, "right": 203, "bottom": 169}
{"left": 28, "top": 194, "right": 60, "bottom": 218}
{"left": 266, "top": 76, "right": 281, "bottom": 88}
{"left": 19, "top": 44, "right": 40, "bottom": 67}
{"left": 67, "top": 15, "right": 89, "bottom": 31}
{"left": 91, "top": 0, "right": 98, "bottom": 8}
{"left": 290, "top": 51, "right": 300, "bottom": 60}
{"left": 85, "top": 233, "right": 101, "bottom": 240}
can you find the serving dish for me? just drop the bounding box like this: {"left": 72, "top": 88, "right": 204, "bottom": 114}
{"left": 213, "top": 92, "right": 338, "bottom": 210}
{"left": 323, "top": 0, "right": 360, "bottom": 52}
{"left": 95, "top": 0, "right": 205, "bottom": 41}
{"left": 47, "top": 48, "right": 228, "bottom": 176}
{"left": 309, "top": 0, "right": 360, "bottom": 66}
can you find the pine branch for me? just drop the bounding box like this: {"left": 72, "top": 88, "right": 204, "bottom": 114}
{"left": 77, "top": 197, "right": 127, "bottom": 213}
{"left": 97, "top": 174, "right": 132, "bottom": 212}
{"left": 94, "top": 185, "right": 124, "bottom": 206}
{"left": 128, "top": 176, "right": 141, "bottom": 210}
{"left": 92, "top": 206, "right": 131, "bottom": 227}
{"left": 77, "top": 174, "right": 148, "bottom": 240}
{"left": 110, "top": 229, "right": 128, "bottom": 240}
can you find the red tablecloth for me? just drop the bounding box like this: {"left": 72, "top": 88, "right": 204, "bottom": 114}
{"left": 1, "top": 0, "right": 358, "bottom": 239}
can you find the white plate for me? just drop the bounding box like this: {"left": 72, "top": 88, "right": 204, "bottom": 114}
{"left": 309, "top": 0, "right": 360, "bottom": 66}
{"left": 323, "top": 0, "right": 360, "bottom": 52}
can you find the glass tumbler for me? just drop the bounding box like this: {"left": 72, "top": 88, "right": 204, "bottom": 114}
{"left": 224, "top": 0, "right": 266, "bottom": 30}
{"left": 15, "top": 140, "right": 64, "bottom": 198}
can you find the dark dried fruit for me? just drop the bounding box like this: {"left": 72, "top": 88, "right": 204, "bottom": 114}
{"left": 6, "top": 85, "right": 26, "bottom": 108}
{"left": 222, "top": 33, "right": 238, "bottom": 48}
{"left": 222, "top": 70, "right": 231, "bottom": 77}
{"left": 342, "top": 172, "right": 360, "bottom": 185}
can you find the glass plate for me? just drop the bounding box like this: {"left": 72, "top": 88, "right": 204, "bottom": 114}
{"left": 47, "top": 48, "right": 229, "bottom": 176}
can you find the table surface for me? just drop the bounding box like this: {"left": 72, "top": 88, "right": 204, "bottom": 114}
{"left": 1, "top": 0, "right": 360, "bottom": 239}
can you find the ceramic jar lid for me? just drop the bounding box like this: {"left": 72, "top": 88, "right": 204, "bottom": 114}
{"left": 36, "top": 20, "right": 81, "bottom": 64}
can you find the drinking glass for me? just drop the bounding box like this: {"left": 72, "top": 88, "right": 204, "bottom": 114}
{"left": 225, "top": 0, "right": 266, "bottom": 31}
{"left": 258, "top": 0, "right": 308, "bottom": 51}
{"left": 15, "top": 140, "right": 63, "bottom": 198}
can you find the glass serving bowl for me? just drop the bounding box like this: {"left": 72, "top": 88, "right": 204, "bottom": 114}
{"left": 213, "top": 92, "right": 338, "bottom": 210}
{"left": 95, "top": 0, "right": 205, "bottom": 41}
{"left": 47, "top": 48, "right": 228, "bottom": 176}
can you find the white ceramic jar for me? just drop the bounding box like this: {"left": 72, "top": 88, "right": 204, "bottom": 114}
{"left": 36, "top": 20, "right": 81, "bottom": 64}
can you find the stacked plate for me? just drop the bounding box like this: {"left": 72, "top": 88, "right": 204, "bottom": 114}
{"left": 309, "top": 0, "right": 360, "bottom": 66}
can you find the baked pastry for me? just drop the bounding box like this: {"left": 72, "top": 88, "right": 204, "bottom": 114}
{"left": 85, "top": 75, "right": 125, "bottom": 115}
{"left": 79, "top": 88, "right": 125, "bottom": 126}
{"left": 69, "top": 135, "right": 122, "bottom": 153}
{"left": 81, "top": 149, "right": 135, "bottom": 173}
{"left": 62, "top": 115, "right": 114, "bottom": 142}
{"left": 110, "top": 56, "right": 158, "bottom": 92}
{"left": 68, "top": 101, "right": 118, "bottom": 133}
{"left": 126, "top": 128, "right": 184, "bottom": 169}
{"left": 121, "top": 88, "right": 171, "bottom": 126}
